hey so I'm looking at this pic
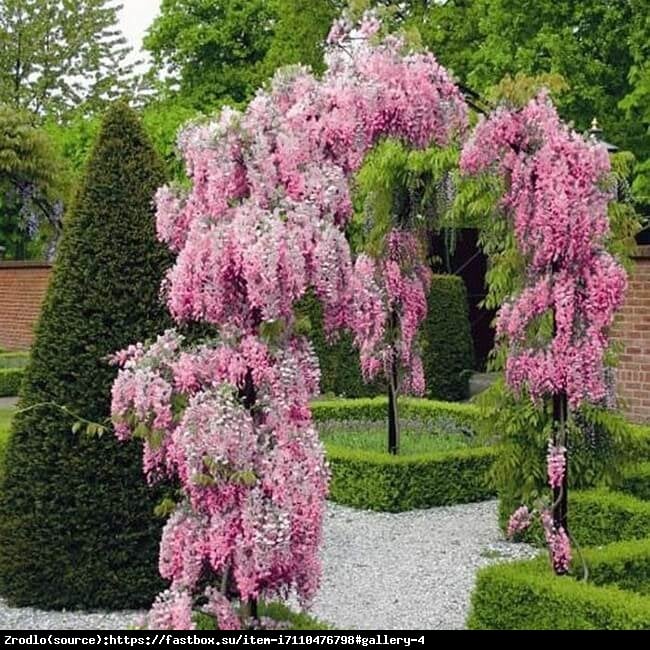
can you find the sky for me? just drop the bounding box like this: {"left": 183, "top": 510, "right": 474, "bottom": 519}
{"left": 118, "top": 0, "right": 162, "bottom": 66}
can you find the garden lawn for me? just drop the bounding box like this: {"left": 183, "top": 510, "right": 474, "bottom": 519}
{"left": 319, "top": 420, "right": 473, "bottom": 455}
{"left": 0, "top": 406, "right": 14, "bottom": 481}
{"left": 0, "top": 406, "right": 12, "bottom": 449}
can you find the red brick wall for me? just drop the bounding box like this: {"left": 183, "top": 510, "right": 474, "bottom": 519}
{"left": 613, "top": 246, "right": 650, "bottom": 423}
{"left": 0, "top": 262, "right": 51, "bottom": 351}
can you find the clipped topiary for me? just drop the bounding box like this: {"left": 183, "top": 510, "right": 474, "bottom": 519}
{"left": 0, "top": 103, "right": 172, "bottom": 610}
{"left": 421, "top": 274, "right": 474, "bottom": 401}
{"left": 298, "top": 290, "right": 382, "bottom": 398}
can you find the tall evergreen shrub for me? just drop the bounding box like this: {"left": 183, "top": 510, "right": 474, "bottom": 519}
{"left": 0, "top": 103, "right": 172, "bottom": 609}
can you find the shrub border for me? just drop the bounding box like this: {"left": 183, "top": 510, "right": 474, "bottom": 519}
{"left": 0, "top": 368, "right": 24, "bottom": 397}
{"left": 326, "top": 444, "right": 497, "bottom": 512}
{"left": 468, "top": 537, "right": 650, "bottom": 630}
{"left": 312, "top": 397, "right": 493, "bottom": 511}
{"left": 311, "top": 396, "right": 481, "bottom": 428}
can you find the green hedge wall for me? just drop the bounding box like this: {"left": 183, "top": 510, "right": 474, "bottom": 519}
{"left": 300, "top": 275, "right": 474, "bottom": 401}
{"left": 421, "top": 274, "right": 474, "bottom": 401}
{"left": 298, "top": 292, "right": 379, "bottom": 398}
{"left": 311, "top": 396, "right": 481, "bottom": 429}
{"left": 621, "top": 462, "right": 650, "bottom": 501}
{"left": 326, "top": 445, "right": 496, "bottom": 512}
{"left": 569, "top": 489, "right": 650, "bottom": 547}
{"left": 0, "top": 368, "right": 24, "bottom": 397}
{"left": 468, "top": 538, "right": 650, "bottom": 630}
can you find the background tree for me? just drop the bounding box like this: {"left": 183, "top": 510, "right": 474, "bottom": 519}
{"left": 261, "top": 0, "right": 340, "bottom": 77}
{"left": 0, "top": 0, "right": 136, "bottom": 118}
{"left": 619, "top": 1, "right": 650, "bottom": 206}
{"left": 0, "top": 103, "right": 172, "bottom": 609}
{"left": 144, "top": 0, "right": 275, "bottom": 110}
{"left": 0, "top": 104, "right": 68, "bottom": 259}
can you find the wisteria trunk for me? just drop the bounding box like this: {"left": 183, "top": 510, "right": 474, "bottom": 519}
{"left": 387, "top": 312, "right": 400, "bottom": 455}
{"left": 552, "top": 391, "right": 569, "bottom": 575}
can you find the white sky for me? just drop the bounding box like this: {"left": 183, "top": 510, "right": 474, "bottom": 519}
{"left": 118, "top": 0, "right": 162, "bottom": 66}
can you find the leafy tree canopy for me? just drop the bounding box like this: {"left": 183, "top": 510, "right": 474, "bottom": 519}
{"left": 0, "top": 104, "right": 68, "bottom": 258}
{"left": 0, "top": 0, "right": 137, "bottom": 119}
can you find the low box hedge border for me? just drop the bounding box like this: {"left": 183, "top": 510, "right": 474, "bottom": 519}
{"left": 468, "top": 537, "right": 650, "bottom": 630}
{"left": 314, "top": 397, "right": 492, "bottom": 511}
{"left": 326, "top": 444, "right": 497, "bottom": 512}
{"left": 0, "top": 368, "right": 24, "bottom": 397}
{"left": 569, "top": 489, "right": 650, "bottom": 547}
{"left": 0, "top": 352, "right": 29, "bottom": 370}
{"left": 311, "top": 396, "right": 481, "bottom": 429}
{"left": 630, "top": 424, "right": 650, "bottom": 462}
{"left": 620, "top": 462, "right": 650, "bottom": 501}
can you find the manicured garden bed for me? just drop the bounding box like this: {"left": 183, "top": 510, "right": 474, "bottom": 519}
{"left": 312, "top": 396, "right": 481, "bottom": 429}
{"left": 468, "top": 537, "right": 650, "bottom": 629}
{"left": 314, "top": 397, "right": 495, "bottom": 511}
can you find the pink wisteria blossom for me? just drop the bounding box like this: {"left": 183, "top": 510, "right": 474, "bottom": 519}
{"left": 112, "top": 13, "right": 468, "bottom": 629}
{"left": 461, "top": 94, "right": 627, "bottom": 409}
{"left": 546, "top": 440, "right": 567, "bottom": 490}
{"left": 506, "top": 506, "right": 534, "bottom": 539}
{"left": 541, "top": 510, "right": 572, "bottom": 574}
{"left": 350, "top": 230, "right": 433, "bottom": 394}
{"left": 463, "top": 94, "right": 626, "bottom": 575}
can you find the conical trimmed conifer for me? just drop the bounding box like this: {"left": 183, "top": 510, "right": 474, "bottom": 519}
{"left": 0, "top": 103, "right": 172, "bottom": 609}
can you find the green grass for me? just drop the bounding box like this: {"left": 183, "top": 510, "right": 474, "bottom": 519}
{"left": 319, "top": 420, "right": 474, "bottom": 456}
{"left": 0, "top": 406, "right": 13, "bottom": 444}
{"left": 0, "top": 406, "right": 14, "bottom": 481}
{"left": 0, "top": 352, "right": 29, "bottom": 369}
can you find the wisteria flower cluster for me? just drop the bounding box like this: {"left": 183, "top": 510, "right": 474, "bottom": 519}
{"left": 506, "top": 504, "right": 572, "bottom": 574}
{"left": 112, "top": 14, "right": 468, "bottom": 629}
{"left": 461, "top": 95, "right": 627, "bottom": 409}
{"left": 350, "top": 230, "right": 432, "bottom": 394}
{"left": 112, "top": 330, "right": 327, "bottom": 629}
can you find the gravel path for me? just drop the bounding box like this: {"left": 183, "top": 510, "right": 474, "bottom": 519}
{"left": 0, "top": 500, "right": 536, "bottom": 630}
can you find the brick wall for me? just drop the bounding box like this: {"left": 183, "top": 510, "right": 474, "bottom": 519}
{"left": 613, "top": 246, "right": 650, "bottom": 423}
{"left": 0, "top": 262, "right": 51, "bottom": 351}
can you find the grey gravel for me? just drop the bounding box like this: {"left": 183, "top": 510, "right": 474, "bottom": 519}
{"left": 312, "top": 500, "right": 537, "bottom": 630}
{"left": 0, "top": 605, "right": 143, "bottom": 631}
{"left": 0, "top": 500, "right": 536, "bottom": 631}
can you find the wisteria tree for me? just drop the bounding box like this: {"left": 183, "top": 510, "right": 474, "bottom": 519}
{"left": 111, "top": 14, "right": 467, "bottom": 629}
{"left": 351, "top": 230, "right": 433, "bottom": 454}
{"left": 461, "top": 95, "right": 628, "bottom": 574}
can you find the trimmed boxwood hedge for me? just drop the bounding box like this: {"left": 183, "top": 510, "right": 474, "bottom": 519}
{"left": 421, "top": 274, "right": 474, "bottom": 401}
{"left": 326, "top": 445, "right": 497, "bottom": 512}
{"left": 621, "top": 462, "right": 650, "bottom": 501}
{"left": 301, "top": 275, "right": 474, "bottom": 400}
{"left": 311, "top": 396, "right": 481, "bottom": 429}
{"left": 0, "top": 368, "right": 24, "bottom": 397}
{"left": 313, "top": 397, "right": 491, "bottom": 511}
{"left": 569, "top": 489, "right": 650, "bottom": 547}
{"left": 468, "top": 537, "right": 650, "bottom": 630}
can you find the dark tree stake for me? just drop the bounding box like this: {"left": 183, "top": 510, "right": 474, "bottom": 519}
{"left": 387, "top": 311, "right": 400, "bottom": 455}
{"left": 552, "top": 391, "right": 569, "bottom": 575}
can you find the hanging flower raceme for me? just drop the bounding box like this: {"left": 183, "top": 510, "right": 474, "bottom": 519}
{"left": 461, "top": 94, "right": 627, "bottom": 408}
{"left": 112, "top": 12, "right": 468, "bottom": 629}
{"left": 349, "top": 230, "right": 432, "bottom": 395}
